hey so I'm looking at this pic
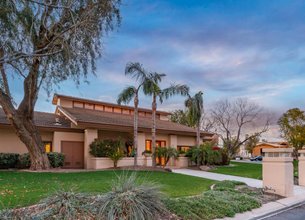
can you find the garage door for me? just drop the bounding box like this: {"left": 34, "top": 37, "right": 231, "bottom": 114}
{"left": 61, "top": 141, "right": 84, "bottom": 169}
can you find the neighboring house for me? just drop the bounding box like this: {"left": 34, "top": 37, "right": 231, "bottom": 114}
{"left": 238, "top": 145, "right": 251, "bottom": 158}
{"left": 252, "top": 142, "right": 289, "bottom": 156}
{"left": 0, "top": 94, "right": 216, "bottom": 169}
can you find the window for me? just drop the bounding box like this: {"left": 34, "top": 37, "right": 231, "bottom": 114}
{"left": 145, "top": 140, "right": 166, "bottom": 151}
{"left": 177, "top": 146, "right": 191, "bottom": 152}
{"left": 44, "top": 142, "right": 52, "bottom": 153}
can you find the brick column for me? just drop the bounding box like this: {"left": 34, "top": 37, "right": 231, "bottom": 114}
{"left": 298, "top": 149, "right": 305, "bottom": 186}
{"left": 137, "top": 132, "right": 146, "bottom": 166}
{"left": 263, "top": 148, "right": 294, "bottom": 197}
{"left": 84, "top": 129, "right": 98, "bottom": 169}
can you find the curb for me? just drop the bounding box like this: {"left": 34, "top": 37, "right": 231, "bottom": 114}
{"left": 252, "top": 201, "right": 305, "bottom": 219}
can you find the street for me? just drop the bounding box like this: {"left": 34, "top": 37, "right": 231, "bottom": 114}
{"left": 264, "top": 204, "right": 305, "bottom": 220}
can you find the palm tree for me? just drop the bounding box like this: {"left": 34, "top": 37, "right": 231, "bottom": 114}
{"left": 185, "top": 91, "right": 204, "bottom": 166}
{"left": 144, "top": 73, "right": 189, "bottom": 167}
{"left": 117, "top": 62, "right": 149, "bottom": 166}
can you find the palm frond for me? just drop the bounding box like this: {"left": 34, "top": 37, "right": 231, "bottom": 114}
{"left": 184, "top": 91, "right": 204, "bottom": 127}
{"left": 160, "top": 84, "right": 190, "bottom": 103}
{"left": 117, "top": 86, "right": 136, "bottom": 105}
{"left": 125, "top": 62, "right": 148, "bottom": 83}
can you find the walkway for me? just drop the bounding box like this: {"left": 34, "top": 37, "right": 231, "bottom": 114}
{"left": 172, "top": 169, "right": 305, "bottom": 195}
{"left": 172, "top": 168, "right": 262, "bottom": 188}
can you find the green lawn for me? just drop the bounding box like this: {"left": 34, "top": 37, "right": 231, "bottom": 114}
{"left": 210, "top": 161, "right": 262, "bottom": 179}
{"left": 0, "top": 170, "right": 216, "bottom": 210}
{"left": 210, "top": 160, "right": 299, "bottom": 180}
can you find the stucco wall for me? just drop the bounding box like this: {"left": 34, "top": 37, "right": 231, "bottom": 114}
{"left": 252, "top": 145, "right": 274, "bottom": 156}
{"left": 52, "top": 131, "right": 84, "bottom": 153}
{"left": 0, "top": 128, "right": 53, "bottom": 154}
{"left": 177, "top": 136, "right": 196, "bottom": 147}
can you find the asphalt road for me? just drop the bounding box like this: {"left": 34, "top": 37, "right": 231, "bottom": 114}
{"left": 264, "top": 204, "right": 305, "bottom": 220}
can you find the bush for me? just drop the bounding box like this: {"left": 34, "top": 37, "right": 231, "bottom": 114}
{"left": 98, "top": 173, "right": 167, "bottom": 219}
{"left": 0, "top": 153, "right": 19, "bottom": 169}
{"left": 47, "top": 152, "right": 65, "bottom": 168}
{"left": 17, "top": 153, "right": 65, "bottom": 169}
{"left": 164, "top": 181, "right": 261, "bottom": 220}
{"left": 187, "top": 142, "right": 222, "bottom": 166}
{"left": 90, "top": 139, "right": 123, "bottom": 157}
{"left": 155, "top": 147, "right": 178, "bottom": 167}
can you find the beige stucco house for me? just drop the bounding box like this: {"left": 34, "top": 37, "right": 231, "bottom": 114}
{"left": 0, "top": 94, "right": 216, "bottom": 169}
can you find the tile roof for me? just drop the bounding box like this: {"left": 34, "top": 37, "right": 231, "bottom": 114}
{"left": 58, "top": 106, "right": 214, "bottom": 136}
{"left": 0, "top": 108, "right": 71, "bottom": 129}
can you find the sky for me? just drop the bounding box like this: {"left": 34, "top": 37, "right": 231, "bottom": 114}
{"left": 9, "top": 0, "right": 305, "bottom": 140}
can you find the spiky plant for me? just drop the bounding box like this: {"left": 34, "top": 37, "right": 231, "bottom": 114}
{"left": 97, "top": 172, "right": 167, "bottom": 220}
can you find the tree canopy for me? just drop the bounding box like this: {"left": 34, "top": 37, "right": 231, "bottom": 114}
{"left": 278, "top": 108, "right": 305, "bottom": 157}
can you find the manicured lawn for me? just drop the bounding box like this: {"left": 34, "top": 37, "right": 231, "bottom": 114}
{"left": 210, "top": 161, "right": 262, "bottom": 179}
{"left": 210, "top": 160, "right": 299, "bottom": 180}
{"left": 0, "top": 170, "right": 216, "bottom": 210}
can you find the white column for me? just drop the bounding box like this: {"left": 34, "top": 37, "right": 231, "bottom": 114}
{"left": 84, "top": 129, "right": 98, "bottom": 169}
{"left": 263, "top": 148, "right": 294, "bottom": 197}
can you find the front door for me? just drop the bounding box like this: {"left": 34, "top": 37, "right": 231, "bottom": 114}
{"left": 61, "top": 141, "right": 84, "bottom": 168}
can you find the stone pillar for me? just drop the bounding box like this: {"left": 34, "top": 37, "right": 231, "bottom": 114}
{"left": 298, "top": 149, "right": 305, "bottom": 186}
{"left": 137, "top": 132, "right": 146, "bottom": 166}
{"left": 263, "top": 148, "right": 294, "bottom": 197}
{"left": 84, "top": 129, "right": 98, "bottom": 169}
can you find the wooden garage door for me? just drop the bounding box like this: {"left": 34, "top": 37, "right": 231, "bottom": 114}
{"left": 61, "top": 141, "right": 84, "bottom": 169}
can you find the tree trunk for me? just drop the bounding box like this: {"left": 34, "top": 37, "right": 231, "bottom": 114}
{"left": 133, "top": 95, "right": 139, "bottom": 167}
{"left": 196, "top": 123, "right": 201, "bottom": 167}
{"left": 0, "top": 59, "right": 50, "bottom": 170}
{"left": 152, "top": 95, "right": 157, "bottom": 167}
{"left": 0, "top": 96, "right": 50, "bottom": 170}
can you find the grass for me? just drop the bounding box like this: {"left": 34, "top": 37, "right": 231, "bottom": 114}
{"left": 0, "top": 170, "right": 216, "bottom": 210}
{"left": 210, "top": 161, "right": 263, "bottom": 179}
{"left": 210, "top": 160, "right": 299, "bottom": 180}
{"left": 164, "top": 181, "right": 261, "bottom": 220}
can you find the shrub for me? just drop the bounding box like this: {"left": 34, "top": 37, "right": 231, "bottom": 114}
{"left": 89, "top": 139, "right": 124, "bottom": 157}
{"left": 47, "top": 152, "right": 65, "bottom": 168}
{"left": 98, "top": 173, "right": 167, "bottom": 220}
{"left": 187, "top": 142, "right": 222, "bottom": 166}
{"left": 0, "top": 191, "right": 93, "bottom": 219}
{"left": 164, "top": 181, "right": 261, "bottom": 220}
{"left": 17, "top": 153, "right": 65, "bottom": 169}
{"left": 0, "top": 153, "right": 19, "bottom": 169}
{"left": 17, "top": 153, "right": 31, "bottom": 169}
{"left": 155, "top": 147, "right": 178, "bottom": 167}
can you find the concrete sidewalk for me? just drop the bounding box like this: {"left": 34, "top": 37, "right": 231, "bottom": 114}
{"left": 172, "top": 168, "right": 262, "bottom": 188}
{"left": 172, "top": 169, "right": 305, "bottom": 220}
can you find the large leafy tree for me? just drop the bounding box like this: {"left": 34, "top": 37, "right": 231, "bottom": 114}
{"left": 0, "top": 0, "right": 121, "bottom": 170}
{"left": 244, "top": 134, "right": 260, "bottom": 154}
{"left": 143, "top": 73, "right": 189, "bottom": 167}
{"left": 117, "top": 62, "right": 149, "bottom": 166}
{"left": 278, "top": 108, "right": 305, "bottom": 158}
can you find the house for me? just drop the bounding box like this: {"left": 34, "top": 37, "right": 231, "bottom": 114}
{"left": 0, "top": 94, "right": 217, "bottom": 169}
{"left": 252, "top": 142, "right": 289, "bottom": 156}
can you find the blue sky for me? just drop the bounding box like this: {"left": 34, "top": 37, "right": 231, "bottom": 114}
{"left": 11, "top": 0, "right": 305, "bottom": 116}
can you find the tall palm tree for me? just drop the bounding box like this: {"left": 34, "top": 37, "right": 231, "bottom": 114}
{"left": 185, "top": 91, "right": 204, "bottom": 163}
{"left": 117, "top": 62, "right": 148, "bottom": 166}
{"left": 144, "top": 73, "right": 189, "bottom": 167}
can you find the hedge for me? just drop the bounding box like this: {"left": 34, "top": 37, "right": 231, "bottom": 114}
{"left": 0, "top": 153, "right": 19, "bottom": 169}
{"left": 0, "top": 152, "right": 65, "bottom": 169}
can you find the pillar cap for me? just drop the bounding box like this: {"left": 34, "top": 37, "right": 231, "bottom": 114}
{"left": 263, "top": 148, "right": 293, "bottom": 153}
{"left": 299, "top": 150, "right": 305, "bottom": 154}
